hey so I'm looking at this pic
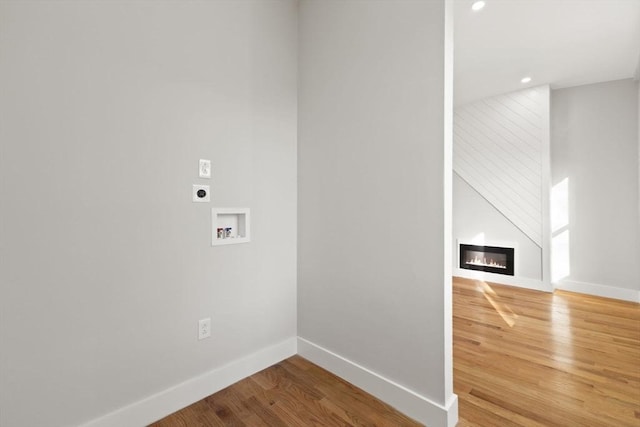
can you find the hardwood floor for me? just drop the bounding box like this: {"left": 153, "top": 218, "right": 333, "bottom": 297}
{"left": 149, "top": 355, "right": 422, "bottom": 426}
{"left": 152, "top": 278, "right": 640, "bottom": 426}
{"left": 454, "top": 277, "right": 640, "bottom": 427}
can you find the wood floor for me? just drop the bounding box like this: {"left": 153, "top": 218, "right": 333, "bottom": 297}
{"left": 149, "top": 355, "right": 422, "bottom": 426}
{"left": 454, "top": 277, "right": 640, "bottom": 427}
{"left": 152, "top": 278, "right": 640, "bottom": 426}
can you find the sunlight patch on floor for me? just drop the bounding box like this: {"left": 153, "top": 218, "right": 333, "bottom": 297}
{"left": 475, "top": 280, "right": 519, "bottom": 327}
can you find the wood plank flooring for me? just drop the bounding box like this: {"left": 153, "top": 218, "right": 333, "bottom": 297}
{"left": 149, "top": 355, "right": 422, "bottom": 426}
{"left": 151, "top": 277, "right": 640, "bottom": 426}
{"left": 454, "top": 277, "right": 640, "bottom": 427}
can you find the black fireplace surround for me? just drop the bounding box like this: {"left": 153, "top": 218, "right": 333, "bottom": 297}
{"left": 459, "top": 244, "right": 514, "bottom": 276}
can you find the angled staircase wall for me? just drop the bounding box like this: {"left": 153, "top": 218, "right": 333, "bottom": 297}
{"left": 453, "top": 86, "right": 551, "bottom": 287}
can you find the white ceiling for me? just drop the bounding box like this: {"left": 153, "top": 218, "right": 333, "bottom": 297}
{"left": 454, "top": 0, "right": 640, "bottom": 106}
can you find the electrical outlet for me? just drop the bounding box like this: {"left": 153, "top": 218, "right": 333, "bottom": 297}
{"left": 199, "top": 159, "right": 211, "bottom": 179}
{"left": 198, "top": 318, "right": 211, "bottom": 340}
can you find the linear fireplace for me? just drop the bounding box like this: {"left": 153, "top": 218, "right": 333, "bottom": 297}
{"left": 459, "top": 243, "right": 514, "bottom": 276}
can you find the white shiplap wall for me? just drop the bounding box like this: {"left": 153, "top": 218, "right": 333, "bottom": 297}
{"left": 453, "top": 86, "right": 550, "bottom": 248}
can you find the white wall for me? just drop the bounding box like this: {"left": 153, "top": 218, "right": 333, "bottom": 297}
{"left": 551, "top": 79, "right": 640, "bottom": 300}
{"left": 453, "top": 173, "right": 543, "bottom": 282}
{"left": 298, "top": 1, "right": 457, "bottom": 426}
{"left": 453, "top": 86, "right": 550, "bottom": 248}
{"left": 0, "top": 2, "right": 298, "bottom": 426}
{"left": 453, "top": 86, "right": 551, "bottom": 290}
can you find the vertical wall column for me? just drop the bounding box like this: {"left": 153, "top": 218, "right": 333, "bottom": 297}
{"left": 298, "top": 1, "right": 457, "bottom": 426}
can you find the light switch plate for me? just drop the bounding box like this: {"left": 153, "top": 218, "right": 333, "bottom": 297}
{"left": 199, "top": 159, "right": 211, "bottom": 179}
{"left": 192, "top": 184, "right": 210, "bottom": 202}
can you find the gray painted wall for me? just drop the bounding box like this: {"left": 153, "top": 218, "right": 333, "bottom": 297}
{"left": 551, "top": 79, "right": 640, "bottom": 291}
{"left": 0, "top": 2, "right": 297, "bottom": 426}
{"left": 298, "top": 0, "right": 453, "bottom": 409}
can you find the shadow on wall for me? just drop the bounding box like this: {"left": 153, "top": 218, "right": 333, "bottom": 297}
{"left": 551, "top": 177, "right": 570, "bottom": 282}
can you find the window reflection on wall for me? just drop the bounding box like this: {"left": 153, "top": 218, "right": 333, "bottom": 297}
{"left": 551, "top": 177, "right": 570, "bottom": 282}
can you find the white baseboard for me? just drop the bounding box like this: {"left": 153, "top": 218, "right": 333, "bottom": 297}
{"left": 554, "top": 279, "right": 640, "bottom": 303}
{"left": 297, "top": 337, "right": 458, "bottom": 427}
{"left": 454, "top": 268, "right": 551, "bottom": 292}
{"left": 80, "top": 337, "right": 297, "bottom": 427}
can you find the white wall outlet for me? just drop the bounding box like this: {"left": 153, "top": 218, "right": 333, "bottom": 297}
{"left": 198, "top": 318, "right": 211, "bottom": 340}
{"left": 192, "top": 184, "right": 210, "bottom": 202}
{"left": 199, "top": 159, "right": 211, "bottom": 179}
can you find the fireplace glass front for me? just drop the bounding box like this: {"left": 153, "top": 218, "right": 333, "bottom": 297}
{"left": 459, "top": 244, "right": 514, "bottom": 276}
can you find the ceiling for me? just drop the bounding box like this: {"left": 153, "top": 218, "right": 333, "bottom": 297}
{"left": 454, "top": 0, "right": 640, "bottom": 106}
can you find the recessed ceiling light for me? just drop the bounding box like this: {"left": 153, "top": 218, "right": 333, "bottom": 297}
{"left": 521, "top": 77, "right": 532, "bottom": 83}
{"left": 471, "top": 1, "right": 486, "bottom": 11}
